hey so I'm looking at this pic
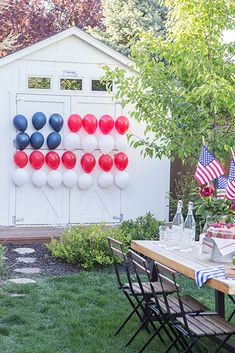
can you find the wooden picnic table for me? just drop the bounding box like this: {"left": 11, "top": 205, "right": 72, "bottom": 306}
{"left": 131, "top": 240, "right": 235, "bottom": 352}
{"left": 131, "top": 240, "right": 235, "bottom": 311}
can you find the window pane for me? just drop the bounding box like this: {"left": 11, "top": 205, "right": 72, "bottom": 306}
{"left": 91, "top": 80, "right": 113, "bottom": 92}
{"left": 28, "top": 77, "right": 51, "bottom": 89}
{"left": 60, "top": 78, "right": 82, "bottom": 90}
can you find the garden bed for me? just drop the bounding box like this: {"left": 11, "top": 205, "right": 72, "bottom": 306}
{"left": 3, "top": 243, "right": 81, "bottom": 279}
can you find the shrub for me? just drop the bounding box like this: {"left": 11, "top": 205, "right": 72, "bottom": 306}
{"left": 47, "top": 224, "right": 127, "bottom": 270}
{"left": 120, "top": 212, "right": 162, "bottom": 241}
{"left": 47, "top": 213, "right": 161, "bottom": 269}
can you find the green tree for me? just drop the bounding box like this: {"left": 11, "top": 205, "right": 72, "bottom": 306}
{"left": 104, "top": 0, "right": 235, "bottom": 163}
{"left": 89, "top": 0, "right": 167, "bottom": 56}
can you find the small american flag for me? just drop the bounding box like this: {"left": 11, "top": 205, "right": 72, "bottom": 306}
{"left": 216, "top": 175, "right": 228, "bottom": 199}
{"left": 195, "top": 145, "right": 225, "bottom": 185}
{"left": 226, "top": 159, "right": 235, "bottom": 200}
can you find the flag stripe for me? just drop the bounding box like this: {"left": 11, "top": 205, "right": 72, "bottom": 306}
{"left": 195, "top": 145, "right": 224, "bottom": 185}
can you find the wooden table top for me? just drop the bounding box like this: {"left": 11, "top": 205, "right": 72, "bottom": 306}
{"left": 131, "top": 240, "right": 235, "bottom": 295}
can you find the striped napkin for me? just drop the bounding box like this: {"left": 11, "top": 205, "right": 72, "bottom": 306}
{"left": 195, "top": 265, "right": 226, "bottom": 287}
{"left": 212, "top": 238, "right": 235, "bottom": 256}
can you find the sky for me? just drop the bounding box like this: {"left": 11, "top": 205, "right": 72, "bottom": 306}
{"left": 223, "top": 30, "right": 235, "bottom": 43}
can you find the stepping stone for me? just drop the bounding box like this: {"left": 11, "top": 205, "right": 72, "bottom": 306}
{"left": 8, "top": 278, "right": 36, "bottom": 284}
{"left": 14, "top": 267, "right": 41, "bottom": 275}
{"left": 13, "top": 248, "right": 35, "bottom": 255}
{"left": 8, "top": 293, "right": 25, "bottom": 298}
{"left": 16, "top": 257, "right": 36, "bottom": 264}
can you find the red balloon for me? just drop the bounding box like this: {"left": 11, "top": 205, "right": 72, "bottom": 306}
{"left": 114, "top": 152, "right": 128, "bottom": 171}
{"left": 81, "top": 153, "right": 96, "bottom": 173}
{"left": 14, "top": 151, "right": 28, "bottom": 168}
{"left": 29, "top": 151, "right": 44, "bottom": 170}
{"left": 99, "top": 115, "right": 114, "bottom": 134}
{"left": 83, "top": 114, "right": 98, "bottom": 134}
{"left": 98, "top": 154, "right": 113, "bottom": 172}
{"left": 45, "top": 152, "right": 60, "bottom": 170}
{"left": 68, "top": 114, "right": 83, "bottom": 132}
{"left": 62, "top": 151, "right": 77, "bottom": 169}
{"left": 115, "top": 116, "right": 129, "bottom": 135}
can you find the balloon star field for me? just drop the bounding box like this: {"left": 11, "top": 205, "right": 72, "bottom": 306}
{"left": 12, "top": 113, "right": 130, "bottom": 190}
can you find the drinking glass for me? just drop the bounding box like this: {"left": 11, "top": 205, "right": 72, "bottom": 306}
{"left": 158, "top": 225, "right": 167, "bottom": 247}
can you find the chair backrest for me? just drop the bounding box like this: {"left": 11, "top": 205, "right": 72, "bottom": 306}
{"left": 155, "top": 261, "right": 188, "bottom": 325}
{"left": 129, "top": 250, "right": 165, "bottom": 314}
{"left": 108, "top": 237, "right": 129, "bottom": 288}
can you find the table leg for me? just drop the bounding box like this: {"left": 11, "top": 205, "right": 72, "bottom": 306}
{"left": 215, "top": 290, "right": 225, "bottom": 317}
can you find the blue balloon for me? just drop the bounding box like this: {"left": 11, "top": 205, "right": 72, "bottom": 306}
{"left": 13, "top": 115, "right": 28, "bottom": 132}
{"left": 49, "top": 113, "right": 64, "bottom": 132}
{"left": 15, "top": 132, "right": 30, "bottom": 150}
{"left": 32, "top": 112, "right": 46, "bottom": 130}
{"left": 47, "top": 132, "right": 61, "bottom": 150}
{"left": 30, "top": 132, "right": 44, "bottom": 149}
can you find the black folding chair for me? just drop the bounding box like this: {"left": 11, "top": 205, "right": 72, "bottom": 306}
{"left": 228, "top": 295, "right": 235, "bottom": 322}
{"left": 156, "top": 261, "right": 235, "bottom": 353}
{"left": 108, "top": 237, "right": 155, "bottom": 337}
{"left": 128, "top": 249, "right": 185, "bottom": 353}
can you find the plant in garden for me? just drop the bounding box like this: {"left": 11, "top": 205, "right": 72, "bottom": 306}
{"left": 47, "top": 224, "right": 127, "bottom": 269}
{"left": 103, "top": 0, "right": 235, "bottom": 163}
{"left": 194, "top": 185, "right": 235, "bottom": 225}
{"left": 120, "top": 212, "right": 162, "bottom": 240}
{"left": 89, "top": 0, "right": 167, "bottom": 56}
{"left": 47, "top": 213, "right": 161, "bottom": 269}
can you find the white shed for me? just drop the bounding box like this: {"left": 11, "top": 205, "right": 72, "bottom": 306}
{"left": 0, "top": 27, "right": 170, "bottom": 227}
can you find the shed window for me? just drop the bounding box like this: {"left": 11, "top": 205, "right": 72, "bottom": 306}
{"left": 28, "top": 76, "right": 51, "bottom": 89}
{"left": 60, "top": 78, "right": 82, "bottom": 90}
{"left": 91, "top": 80, "right": 113, "bottom": 92}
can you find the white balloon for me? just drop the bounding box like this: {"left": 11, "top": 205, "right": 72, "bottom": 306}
{"left": 98, "top": 172, "right": 113, "bottom": 188}
{"left": 47, "top": 170, "right": 62, "bottom": 189}
{"left": 32, "top": 170, "right": 47, "bottom": 187}
{"left": 99, "top": 135, "right": 115, "bottom": 153}
{"left": 81, "top": 135, "right": 97, "bottom": 153}
{"left": 12, "top": 168, "right": 29, "bottom": 186}
{"left": 78, "top": 173, "right": 93, "bottom": 190}
{"left": 115, "top": 135, "right": 129, "bottom": 151}
{"left": 115, "top": 171, "right": 130, "bottom": 189}
{"left": 64, "top": 133, "right": 80, "bottom": 150}
{"left": 63, "top": 170, "right": 77, "bottom": 188}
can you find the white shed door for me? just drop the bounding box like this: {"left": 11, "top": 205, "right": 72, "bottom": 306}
{"left": 14, "top": 94, "right": 70, "bottom": 225}
{"left": 69, "top": 96, "right": 122, "bottom": 223}
{"left": 13, "top": 94, "right": 122, "bottom": 225}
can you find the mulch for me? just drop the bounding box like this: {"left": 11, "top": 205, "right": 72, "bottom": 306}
{"left": 3, "top": 243, "right": 81, "bottom": 279}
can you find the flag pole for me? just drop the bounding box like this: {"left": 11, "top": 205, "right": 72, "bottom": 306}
{"left": 202, "top": 136, "right": 205, "bottom": 145}
{"left": 231, "top": 147, "right": 235, "bottom": 162}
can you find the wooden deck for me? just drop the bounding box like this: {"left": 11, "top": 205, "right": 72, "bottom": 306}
{"left": 0, "top": 226, "right": 64, "bottom": 244}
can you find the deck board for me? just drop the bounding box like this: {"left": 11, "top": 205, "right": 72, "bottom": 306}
{"left": 0, "top": 226, "right": 64, "bottom": 243}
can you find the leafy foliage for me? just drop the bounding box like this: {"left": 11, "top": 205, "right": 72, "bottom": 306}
{"left": 103, "top": 0, "right": 235, "bottom": 163}
{"left": 89, "top": 0, "right": 167, "bottom": 55}
{"left": 120, "top": 212, "right": 162, "bottom": 240}
{"left": 47, "top": 213, "right": 161, "bottom": 269}
{"left": 0, "top": 0, "right": 103, "bottom": 57}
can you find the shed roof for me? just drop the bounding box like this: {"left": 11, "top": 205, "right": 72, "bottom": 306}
{"left": 0, "top": 27, "right": 134, "bottom": 68}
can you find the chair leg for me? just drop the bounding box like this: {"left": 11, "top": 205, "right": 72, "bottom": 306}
{"left": 125, "top": 317, "right": 150, "bottom": 347}
{"left": 228, "top": 295, "right": 235, "bottom": 321}
{"left": 212, "top": 334, "right": 232, "bottom": 353}
{"left": 114, "top": 293, "right": 142, "bottom": 336}
{"left": 138, "top": 322, "right": 166, "bottom": 353}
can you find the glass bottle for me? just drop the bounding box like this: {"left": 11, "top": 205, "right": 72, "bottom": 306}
{"left": 181, "top": 201, "right": 195, "bottom": 251}
{"left": 172, "top": 200, "right": 184, "bottom": 249}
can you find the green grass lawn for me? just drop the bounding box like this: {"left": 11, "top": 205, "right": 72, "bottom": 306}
{"left": 0, "top": 271, "right": 233, "bottom": 353}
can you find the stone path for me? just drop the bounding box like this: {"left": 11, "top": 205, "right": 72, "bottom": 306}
{"left": 5, "top": 247, "right": 40, "bottom": 291}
